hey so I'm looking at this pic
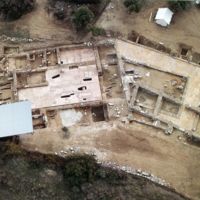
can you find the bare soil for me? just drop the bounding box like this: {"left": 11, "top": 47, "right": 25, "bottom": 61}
{"left": 96, "top": 0, "right": 200, "bottom": 53}
{"left": 0, "top": 0, "right": 75, "bottom": 41}
{"left": 20, "top": 121, "right": 200, "bottom": 200}
{"left": 0, "top": 143, "right": 189, "bottom": 200}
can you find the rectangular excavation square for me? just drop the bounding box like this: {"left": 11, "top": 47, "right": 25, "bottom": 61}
{"left": 1, "top": 89, "right": 12, "bottom": 98}
{"left": 18, "top": 65, "right": 102, "bottom": 109}
{"left": 0, "top": 79, "right": 13, "bottom": 102}
{"left": 46, "top": 49, "right": 58, "bottom": 66}
{"left": 8, "top": 55, "right": 27, "bottom": 70}
{"left": 32, "top": 111, "right": 46, "bottom": 129}
{"left": 99, "top": 47, "right": 124, "bottom": 99}
{"left": 59, "top": 48, "right": 95, "bottom": 65}
{"left": 134, "top": 88, "right": 158, "bottom": 114}
{"left": 181, "top": 48, "right": 189, "bottom": 56}
{"left": 179, "top": 44, "right": 191, "bottom": 57}
{"left": 98, "top": 46, "right": 117, "bottom": 64}
{"left": 160, "top": 98, "right": 180, "bottom": 117}
{"left": 17, "top": 73, "right": 28, "bottom": 88}
{"left": 17, "top": 71, "right": 46, "bottom": 88}
{"left": 4, "top": 46, "right": 19, "bottom": 54}
{"left": 192, "top": 52, "right": 200, "bottom": 65}
{"left": 124, "top": 63, "right": 187, "bottom": 99}
{"left": 106, "top": 53, "right": 118, "bottom": 65}
{"left": 27, "top": 71, "right": 46, "bottom": 85}
{"left": 91, "top": 105, "right": 106, "bottom": 122}
{"left": 29, "top": 52, "right": 44, "bottom": 68}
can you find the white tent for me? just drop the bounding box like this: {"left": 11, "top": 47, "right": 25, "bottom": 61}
{"left": 0, "top": 101, "right": 33, "bottom": 138}
{"left": 155, "top": 8, "right": 173, "bottom": 27}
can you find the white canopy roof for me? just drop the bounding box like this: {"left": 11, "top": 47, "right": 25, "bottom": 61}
{"left": 0, "top": 101, "right": 33, "bottom": 138}
{"left": 155, "top": 8, "right": 173, "bottom": 27}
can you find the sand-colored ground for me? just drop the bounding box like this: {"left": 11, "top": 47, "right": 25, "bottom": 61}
{"left": 0, "top": 0, "right": 75, "bottom": 41}
{"left": 20, "top": 121, "right": 200, "bottom": 200}
{"left": 96, "top": 0, "right": 200, "bottom": 52}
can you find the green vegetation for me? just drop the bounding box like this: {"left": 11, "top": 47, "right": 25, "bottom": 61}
{"left": 90, "top": 26, "right": 106, "bottom": 36}
{"left": 0, "top": 0, "right": 35, "bottom": 21}
{"left": 62, "top": 126, "right": 70, "bottom": 138}
{"left": 73, "top": 6, "right": 94, "bottom": 28}
{"left": 168, "top": 0, "right": 192, "bottom": 12}
{"left": 124, "top": 0, "right": 143, "bottom": 13}
{"left": 0, "top": 141, "right": 190, "bottom": 200}
{"left": 63, "top": 155, "right": 97, "bottom": 186}
{"left": 48, "top": 0, "right": 109, "bottom": 31}
{"left": 68, "top": 0, "right": 101, "bottom": 3}
{"left": 48, "top": 0, "right": 102, "bottom": 18}
{"left": 0, "top": 24, "right": 30, "bottom": 38}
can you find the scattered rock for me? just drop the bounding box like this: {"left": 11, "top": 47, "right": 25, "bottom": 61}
{"left": 176, "top": 85, "right": 184, "bottom": 90}
{"left": 171, "top": 80, "right": 178, "bottom": 86}
{"left": 145, "top": 72, "right": 150, "bottom": 77}
{"left": 127, "top": 114, "right": 134, "bottom": 122}
{"left": 165, "top": 124, "right": 173, "bottom": 135}
{"left": 153, "top": 120, "right": 160, "bottom": 127}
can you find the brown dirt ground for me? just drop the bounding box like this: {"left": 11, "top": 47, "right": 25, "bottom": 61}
{"left": 0, "top": 0, "right": 76, "bottom": 41}
{"left": 20, "top": 121, "right": 200, "bottom": 200}
{"left": 96, "top": 0, "right": 200, "bottom": 52}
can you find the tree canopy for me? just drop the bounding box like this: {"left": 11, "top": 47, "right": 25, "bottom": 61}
{"left": 124, "top": 0, "right": 143, "bottom": 13}
{"left": 0, "top": 0, "right": 35, "bottom": 21}
{"left": 168, "top": 0, "right": 191, "bottom": 12}
{"left": 73, "top": 6, "right": 94, "bottom": 29}
{"left": 69, "top": 0, "right": 100, "bottom": 4}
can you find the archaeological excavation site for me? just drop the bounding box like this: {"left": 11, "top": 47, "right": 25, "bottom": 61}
{"left": 0, "top": 38, "right": 200, "bottom": 199}
{"left": 1, "top": 39, "right": 200, "bottom": 138}
{"left": 1, "top": 0, "right": 200, "bottom": 199}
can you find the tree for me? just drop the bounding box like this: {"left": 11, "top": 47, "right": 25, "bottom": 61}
{"left": 73, "top": 6, "right": 94, "bottom": 29}
{"left": 0, "top": 0, "right": 35, "bottom": 21}
{"left": 168, "top": 0, "right": 192, "bottom": 12}
{"left": 124, "top": 0, "right": 143, "bottom": 13}
{"left": 69, "top": 0, "right": 100, "bottom": 3}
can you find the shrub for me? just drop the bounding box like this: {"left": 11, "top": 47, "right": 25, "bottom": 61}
{"left": 0, "top": 0, "right": 35, "bottom": 21}
{"left": 73, "top": 6, "right": 94, "bottom": 29}
{"left": 168, "top": 0, "right": 192, "bottom": 12}
{"left": 90, "top": 26, "right": 106, "bottom": 36}
{"left": 69, "top": 0, "right": 100, "bottom": 4}
{"left": 63, "top": 155, "right": 97, "bottom": 186}
{"left": 124, "top": 0, "right": 143, "bottom": 13}
{"left": 62, "top": 126, "right": 70, "bottom": 139}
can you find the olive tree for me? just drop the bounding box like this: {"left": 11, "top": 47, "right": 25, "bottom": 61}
{"left": 73, "top": 6, "right": 94, "bottom": 29}
{"left": 0, "top": 0, "right": 35, "bottom": 20}
{"left": 69, "top": 0, "right": 100, "bottom": 3}
{"left": 168, "top": 0, "right": 192, "bottom": 12}
{"left": 124, "top": 0, "right": 143, "bottom": 13}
